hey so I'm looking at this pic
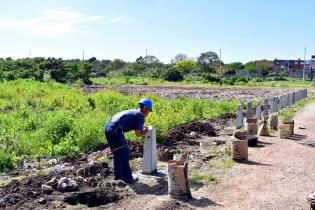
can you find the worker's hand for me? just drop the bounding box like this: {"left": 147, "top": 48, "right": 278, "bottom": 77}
{"left": 143, "top": 126, "right": 149, "bottom": 133}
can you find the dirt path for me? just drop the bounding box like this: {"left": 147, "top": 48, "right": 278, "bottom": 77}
{"left": 192, "top": 102, "right": 315, "bottom": 210}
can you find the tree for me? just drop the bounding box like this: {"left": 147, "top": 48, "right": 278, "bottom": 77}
{"left": 244, "top": 61, "right": 256, "bottom": 73}
{"left": 109, "top": 59, "right": 125, "bottom": 71}
{"left": 79, "top": 62, "right": 92, "bottom": 84}
{"left": 220, "top": 62, "right": 244, "bottom": 75}
{"left": 229, "top": 62, "right": 244, "bottom": 70}
{"left": 175, "top": 60, "right": 199, "bottom": 74}
{"left": 88, "top": 57, "right": 97, "bottom": 63}
{"left": 163, "top": 67, "right": 183, "bottom": 81}
{"left": 255, "top": 60, "right": 273, "bottom": 76}
{"left": 171, "top": 54, "right": 188, "bottom": 64}
{"left": 197, "top": 51, "right": 220, "bottom": 73}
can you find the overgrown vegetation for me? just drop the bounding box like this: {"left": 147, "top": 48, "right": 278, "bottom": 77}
{"left": 0, "top": 80, "right": 239, "bottom": 171}
{"left": 0, "top": 58, "right": 92, "bottom": 84}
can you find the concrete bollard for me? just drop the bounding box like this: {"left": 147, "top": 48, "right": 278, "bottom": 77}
{"left": 298, "top": 90, "right": 302, "bottom": 101}
{"left": 274, "top": 97, "right": 279, "bottom": 113}
{"left": 142, "top": 126, "right": 157, "bottom": 174}
{"left": 269, "top": 98, "right": 275, "bottom": 114}
{"left": 279, "top": 96, "right": 283, "bottom": 110}
{"left": 256, "top": 100, "right": 261, "bottom": 121}
{"left": 282, "top": 95, "right": 287, "bottom": 108}
{"left": 236, "top": 104, "right": 244, "bottom": 129}
{"left": 291, "top": 93, "right": 294, "bottom": 105}
{"left": 286, "top": 94, "right": 290, "bottom": 107}
{"left": 296, "top": 90, "right": 301, "bottom": 101}
{"left": 263, "top": 98, "right": 269, "bottom": 117}
{"left": 246, "top": 101, "right": 254, "bottom": 119}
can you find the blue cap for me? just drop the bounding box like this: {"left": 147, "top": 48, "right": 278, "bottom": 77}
{"left": 139, "top": 98, "right": 153, "bottom": 112}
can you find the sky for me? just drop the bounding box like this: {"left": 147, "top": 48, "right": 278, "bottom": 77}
{"left": 0, "top": 0, "right": 315, "bottom": 64}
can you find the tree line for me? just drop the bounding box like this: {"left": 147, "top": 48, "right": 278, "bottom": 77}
{"left": 0, "top": 51, "right": 274, "bottom": 84}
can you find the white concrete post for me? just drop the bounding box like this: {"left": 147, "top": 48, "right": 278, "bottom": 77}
{"left": 292, "top": 92, "right": 296, "bottom": 104}
{"left": 289, "top": 93, "right": 293, "bottom": 106}
{"left": 286, "top": 94, "right": 290, "bottom": 107}
{"left": 269, "top": 98, "right": 275, "bottom": 113}
{"left": 274, "top": 97, "right": 279, "bottom": 112}
{"left": 263, "top": 98, "right": 269, "bottom": 117}
{"left": 283, "top": 95, "right": 288, "bottom": 108}
{"left": 256, "top": 100, "right": 261, "bottom": 120}
{"left": 236, "top": 104, "right": 244, "bottom": 129}
{"left": 279, "top": 96, "right": 283, "bottom": 110}
{"left": 305, "top": 89, "right": 308, "bottom": 98}
{"left": 142, "top": 126, "right": 157, "bottom": 174}
{"left": 296, "top": 91, "right": 300, "bottom": 101}
{"left": 246, "top": 101, "right": 253, "bottom": 119}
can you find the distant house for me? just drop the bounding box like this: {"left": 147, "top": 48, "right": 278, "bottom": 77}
{"left": 273, "top": 58, "right": 315, "bottom": 78}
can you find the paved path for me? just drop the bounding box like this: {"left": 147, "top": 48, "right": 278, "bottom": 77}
{"left": 194, "top": 102, "right": 315, "bottom": 210}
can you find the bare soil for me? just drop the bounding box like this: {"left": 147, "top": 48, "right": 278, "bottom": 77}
{"left": 83, "top": 85, "right": 300, "bottom": 100}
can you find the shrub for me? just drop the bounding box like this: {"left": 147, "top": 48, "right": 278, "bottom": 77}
{"left": 0, "top": 149, "right": 18, "bottom": 171}
{"left": 251, "top": 76, "right": 263, "bottom": 82}
{"left": 202, "top": 73, "right": 221, "bottom": 83}
{"left": 44, "top": 112, "right": 74, "bottom": 145}
{"left": 163, "top": 67, "right": 183, "bottom": 81}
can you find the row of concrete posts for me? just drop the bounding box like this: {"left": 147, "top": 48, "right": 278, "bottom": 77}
{"left": 232, "top": 89, "right": 308, "bottom": 160}
{"left": 236, "top": 89, "right": 308, "bottom": 129}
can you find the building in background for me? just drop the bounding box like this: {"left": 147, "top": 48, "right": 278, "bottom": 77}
{"left": 273, "top": 56, "right": 315, "bottom": 78}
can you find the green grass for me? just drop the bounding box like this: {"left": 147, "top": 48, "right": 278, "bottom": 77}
{"left": 190, "top": 171, "right": 218, "bottom": 184}
{"left": 279, "top": 95, "right": 315, "bottom": 121}
{"left": 0, "top": 79, "right": 240, "bottom": 171}
{"left": 209, "top": 159, "right": 236, "bottom": 169}
{"left": 93, "top": 76, "right": 313, "bottom": 88}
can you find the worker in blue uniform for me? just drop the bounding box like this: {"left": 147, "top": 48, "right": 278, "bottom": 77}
{"left": 104, "top": 98, "right": 152, "bottom": 183}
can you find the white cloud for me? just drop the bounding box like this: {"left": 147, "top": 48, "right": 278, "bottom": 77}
{"left": 109, "top": 16, "right": 133, "bottom": 24}
{"left": 0, "top": 7, "right": 103, "bottom": 37}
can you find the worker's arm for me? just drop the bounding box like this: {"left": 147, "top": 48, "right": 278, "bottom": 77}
{"left": 135, "top": 126, "right": 149, "bottom": 137}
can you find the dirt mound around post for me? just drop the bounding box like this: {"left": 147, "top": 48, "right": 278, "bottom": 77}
{"left": 204, "top": 113, "right": 236, "bottom": 129}
{"left": 127, "top": 141, "right": 143, "bottom": 159}
{"left": 165, "top": 113, "right": 235, "bottom": 145}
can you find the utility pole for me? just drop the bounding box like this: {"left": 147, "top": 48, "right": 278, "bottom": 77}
{"left": 219, "top": 48, "right": 222, "bottom": 76}
{"left": 145, "top": 49, "right": 148, "bottom": 76}
{"left": 303, "top": 47, "right": 306, "bottom": 81}
{"left": 82, "top": 50, "right": 85, "bottom": 61}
